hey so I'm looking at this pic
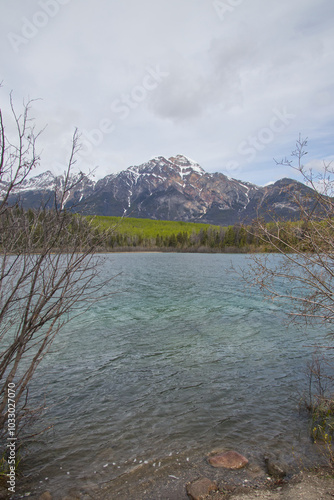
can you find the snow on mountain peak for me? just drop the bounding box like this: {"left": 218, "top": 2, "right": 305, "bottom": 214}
{"left": 167, "top": 155, "right": 205, "bottom": 178}
{"left": 169, "top": 154, "right": 203, "bottom": 168}
{"left": 17, "top": 170, "right": 56, "bottom": 192}
{"left": 165, "top": 156, "right": 204, "bottom": 181}
{"left": 150, "top": 155, "right": 168, "bottom": 163}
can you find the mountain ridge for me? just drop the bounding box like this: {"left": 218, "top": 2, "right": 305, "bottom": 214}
{"left": 6, "top": 154, "right": 313, "bottom": 225}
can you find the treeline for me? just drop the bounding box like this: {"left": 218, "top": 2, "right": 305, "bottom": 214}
{"left": 0, "top": 206, "right": 106, "bottom": 253}
{"left": 98, "top": 217, "right": 319, "bottom": 253}
{"left": 1, "top": 209, "right": 318, "bottom": 254}
{"left": 104, "top": 225, "right": 255, "bottom": 251}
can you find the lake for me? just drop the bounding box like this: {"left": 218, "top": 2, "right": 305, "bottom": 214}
{"left": 23, "top": 253, "right": 329, "bottom": 496}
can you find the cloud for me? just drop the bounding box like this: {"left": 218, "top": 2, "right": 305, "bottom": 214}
{"left": 0, "top": 0, "right": 333, "bottom": 185}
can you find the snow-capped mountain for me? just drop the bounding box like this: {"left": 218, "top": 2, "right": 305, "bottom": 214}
{"left": 7, "top": 154, "right": 314, "bottom": 225}
{"left": 14, "top": 171, "right": 56, "bottom": 192}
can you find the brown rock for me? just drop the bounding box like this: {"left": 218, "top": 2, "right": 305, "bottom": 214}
{"left": 264, "top": 456, "right": 287, "bottom": 478}
{"left": 208, "top": 450, "right": 248, "bottom": 469}
{"left": 186, "top": 477, "right": 218, "bottom": 499}
{"left": 39, "top": 493, "right": 53, "bottom": 500}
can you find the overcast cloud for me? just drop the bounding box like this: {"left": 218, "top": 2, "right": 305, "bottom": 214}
{"left": 1, "top": 0, "right": 334, "bottom": 185}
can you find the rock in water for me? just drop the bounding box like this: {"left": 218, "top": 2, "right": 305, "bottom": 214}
{"left": 186, "top": 478, "right": 218, "bottom": 499}
{"left": 208, "top": 450, "right": 248, "bottom": 469}
{"left": 264, "top": 456, "right": 287, "bottom": 478}
{"left": 38, "top": 493, "right": 53, "bottom": 500}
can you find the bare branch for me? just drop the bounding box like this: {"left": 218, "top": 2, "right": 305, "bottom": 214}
{"left": 0, "top": 93, "right": 115, "bottom": 441}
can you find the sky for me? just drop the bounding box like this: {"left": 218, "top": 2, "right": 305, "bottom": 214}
{"left": 1, "top": 0, "right": 334, "bottom": 186}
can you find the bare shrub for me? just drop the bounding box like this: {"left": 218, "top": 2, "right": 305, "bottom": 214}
{"left": 0, "top": 92, "right": 113, "bottom": 441}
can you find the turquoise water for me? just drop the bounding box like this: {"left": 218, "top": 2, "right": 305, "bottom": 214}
{"left": 24, "top": 253, "right": 329, "bottom": 494}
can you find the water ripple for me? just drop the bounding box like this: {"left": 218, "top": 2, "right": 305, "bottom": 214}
{"left": 26, "top": 253, "right": 328, "bottom": 494}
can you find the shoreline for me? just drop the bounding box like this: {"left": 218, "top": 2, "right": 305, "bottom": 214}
{"left": 94, "top": 452, "right": 334, "bottom": 500}
{"left": 7, "top": 465, "right": 334, "bottom": 500}
{"left": 7, "top": 446, "right": 334, "bottom": 500}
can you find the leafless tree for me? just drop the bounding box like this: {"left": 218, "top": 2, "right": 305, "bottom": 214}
{"left": 244, "top": 136, "right": 334, "bottom": 328}
{"left": 241, "top": 137, "right": 334, "bottom": 449}
{"left": 0, "top": 93, "right": 113, "bottom": 440}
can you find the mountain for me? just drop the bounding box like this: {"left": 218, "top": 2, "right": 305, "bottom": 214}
{"left": 7, "top": 154, "right": 315, "bottom": 225}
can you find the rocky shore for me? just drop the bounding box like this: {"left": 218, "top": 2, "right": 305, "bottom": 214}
{"left": 2, "top": 447, "right": 333, "bottom": 500}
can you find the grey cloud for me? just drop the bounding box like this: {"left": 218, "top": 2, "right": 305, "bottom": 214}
{"left": 0, "top": 0, "right": 333, "bottom": 185}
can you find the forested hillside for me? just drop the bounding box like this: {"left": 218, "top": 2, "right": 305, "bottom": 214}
{"left": 91, "top": 216, "right": 300, "bottom": 252}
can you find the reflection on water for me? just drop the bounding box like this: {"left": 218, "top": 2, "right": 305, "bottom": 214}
{"left": 23, "top": 253, "right": 328, "bottom": 496}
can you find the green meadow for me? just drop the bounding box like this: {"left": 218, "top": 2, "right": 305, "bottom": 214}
{"left": 91, "top": 215, "right": 224, "bottom": 238}
{"left": 87, "top": 215, "right": 309, "bottom": 253}
{"left": 87, "top": 215, "right": 252, "bottom": 251}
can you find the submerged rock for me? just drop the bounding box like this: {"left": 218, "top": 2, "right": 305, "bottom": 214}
{"left": 264, "top": 456, "right": 287, "bottom": 478}
{"left": 186, "top": 477, "right": 218, "bottom": 499}
{"left": 38, "top": 493, "right": 52, "bottom": 500}
{"left": 208, "top": 450, "right": 249, "bottom": 469}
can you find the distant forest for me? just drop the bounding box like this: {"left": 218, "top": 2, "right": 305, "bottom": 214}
{"left": 0, "top": 209, "right": 312, "bottom": 254}
{"left": 91, "top": 216, "right": 303, "bottom": 253}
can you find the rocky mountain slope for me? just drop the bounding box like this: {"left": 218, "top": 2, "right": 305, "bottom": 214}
{"left": 7, "top": 155, "right": 315, "bottom": 225}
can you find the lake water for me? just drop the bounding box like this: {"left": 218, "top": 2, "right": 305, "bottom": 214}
{"left": 22, "top": 253, "right": 330, "bottom": 496}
